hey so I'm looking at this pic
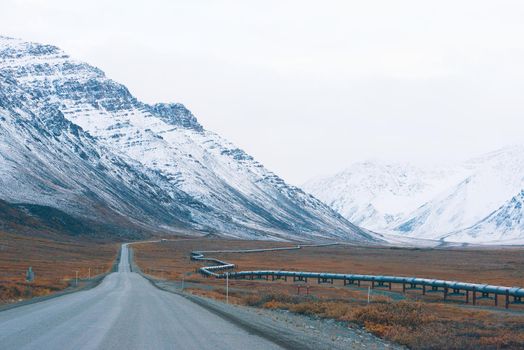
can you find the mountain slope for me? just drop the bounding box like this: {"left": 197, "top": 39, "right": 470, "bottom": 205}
{"left": 442, "top": 190, "right": 524, "bottom": 244}
{"left": 393, "top": 147, "right": 524, "bottom": 241}
{"left": 0, "top": 36, "right": 372, "bottom": 242}
{"left": 0, "top": 73, "right": 205, "bottom": 238}
{"left": 303, "top": 161, "right": 466, "bottom": 231}
{"left": 304, "top": 147, "right": 524, "bottom": 243}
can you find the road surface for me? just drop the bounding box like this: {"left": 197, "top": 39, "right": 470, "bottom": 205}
{"left": 0, "top": 244, "right": 282, "bottom": 350}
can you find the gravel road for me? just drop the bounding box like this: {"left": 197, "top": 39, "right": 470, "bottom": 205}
{"left": 0, "top": 244, "right": 280, "bottom": 350}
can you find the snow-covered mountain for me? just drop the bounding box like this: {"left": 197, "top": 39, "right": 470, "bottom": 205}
{"left": 0, "top": 36, "right": 374, "bottom": 242}
{"left": 304, "top": 161, "right": 465, "bottom": 231}
{"left": 304, "top": 147, "right": 524, "bottom": 244}
{"left": 442, "top": 190, "right": 524, "bottom": 244}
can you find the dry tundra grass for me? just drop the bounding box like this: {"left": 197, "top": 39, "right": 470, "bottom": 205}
{"left": 0, "top": 231, "right": 118, "bottom": 304}
{"left": 255, "top": 294, "right": 524, "bottom": 349}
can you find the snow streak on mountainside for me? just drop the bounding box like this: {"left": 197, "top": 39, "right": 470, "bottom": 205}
{"left": 304, "top": 147, "right": 524, "bottom": 244}
{"left": 0, "top": 36, "right": 373, "bottom": 242}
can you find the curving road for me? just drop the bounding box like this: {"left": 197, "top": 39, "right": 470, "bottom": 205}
{"left": 0, "top": 244, "right": 281, "bottom": 350}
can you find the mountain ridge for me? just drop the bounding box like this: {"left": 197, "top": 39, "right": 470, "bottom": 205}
{"left": 0, "top": 36, "right": 373, "bottom": 242}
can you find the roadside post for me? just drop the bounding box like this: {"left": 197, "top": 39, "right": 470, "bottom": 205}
{"left": 25, "top": 266, "right": 35, "bottom": 282}
{"left": 25, "top": 267, "right": 35, "bottom": 298}
{"left": 226, "top": 272, "right": 229, "bottom": 304}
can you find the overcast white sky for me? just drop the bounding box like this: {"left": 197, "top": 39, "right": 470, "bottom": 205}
{"left": 1, "top": 1, "right": 524, "bottom": 184}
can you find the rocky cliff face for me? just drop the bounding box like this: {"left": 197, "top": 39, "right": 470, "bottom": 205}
{"left": 0, "top": 36, "right": 373, "bottom": 242}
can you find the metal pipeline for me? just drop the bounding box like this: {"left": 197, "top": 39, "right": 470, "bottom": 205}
{"left": 191, "top": 247, "right": 524, "bottom": 299}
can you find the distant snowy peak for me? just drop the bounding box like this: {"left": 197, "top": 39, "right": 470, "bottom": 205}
{"left": 394, "top": 146, "right": 524, "bottom": 240}
{"left": 303, "top": 160, "right": 463, "bottom": 230}
{"left": 0, "top": 35, "right": 373, "bottom": 242}
{"left": 444, "top": 190, "right": 524, "bottom": 243}
{"left": 304, "top": 148, "right": 524, "bottom": 244}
